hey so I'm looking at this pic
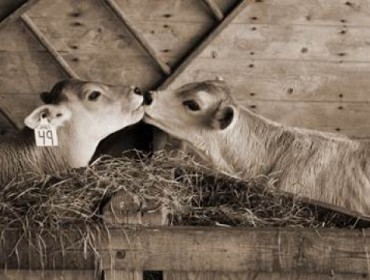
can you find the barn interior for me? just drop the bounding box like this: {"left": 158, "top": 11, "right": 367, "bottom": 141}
{"left": 2, "top": 0, "right": 370, "bottom": 143}
{"left": 1, "top": 0, "right": 370, "bottom": 279}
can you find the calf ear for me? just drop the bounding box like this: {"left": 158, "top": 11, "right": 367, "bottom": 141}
{"left": 211, "top": 105, "right": 235, "bottom": 130}
{"left": 24, "top": 104, "right": 71, "bottom": 129}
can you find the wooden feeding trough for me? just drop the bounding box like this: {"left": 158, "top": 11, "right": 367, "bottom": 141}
{"left": 1, "top": 0, "right": 370, "bottom": 279}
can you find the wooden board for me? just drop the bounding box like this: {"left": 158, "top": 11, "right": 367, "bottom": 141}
{"left": 27, "top": 0, "right": 219, "bottom": 68}
{"left": 164, "top": 271, "right": 367, "bottom": 280}
{"left": 28, "top": 0, "right": 231, "bottom": 22}
{"left": 172, "top": 59, "right": 370, "bottom": 102}
{"left": 0, "top": 270, "right": 97, "bottom": 280}
{"left": 104, "top": 270, "right": 142, "bottom": 280}
{"left": 96, "top": 227, "right": 370, "bottom": 274}
{"left": 233, "top": 0, "right": 370, "bottom": 26}
{"left": 195, "top": 24, "right": 370, "bottom": 62}
{"left": 2, "top": 227, "right": 370, "bottom": 275}
{"left": 0, "top": 94, "right": 42, "bottom": 128}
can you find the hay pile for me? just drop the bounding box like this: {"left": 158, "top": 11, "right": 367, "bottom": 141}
{"left": 0, "top": 151, "right": 368, "bottom": 232}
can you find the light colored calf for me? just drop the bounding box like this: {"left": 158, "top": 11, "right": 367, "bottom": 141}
{"left": 0, "top": 79, "right": 144, "bottom": 185}
{"left": 144, "top": 79, "right": 370, "bottom": 218}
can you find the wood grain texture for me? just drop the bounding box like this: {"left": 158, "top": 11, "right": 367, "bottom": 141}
{"left": 104, "top": 0, "right": 171, "bottom": 75}
{"left": 2, "top": 227, "right": 370, "bottom": 274}
{"left": 197, "top": 24, "right": 370, "bottom": 62}
{"left": 160, "top": 0, "right": 252, "bottom": 90}
{"left": 0, "top": 270, "right": 97, "bottom": 280}
{"left": 26, "top": 2, "right": 217, "bottom": 68}
{"left": 28, "top": 0, "right": 230, "bottom": 22}
{"left": 171, "top": 59, "right": 370, "bottom": 102}
{"left": 233, "top": 0, "right": 370, "bottom": 26}
{"left": 164, "top": 271, "right": 367, "bottom": 280}
{"left": 104, "top": 270, "right": 142, "bottom": 280}
{"left": 98, "top": 227, "right": 370, "bottom": 274}
{"left": 21, "top": 13, "right": 80, "bottom": 79}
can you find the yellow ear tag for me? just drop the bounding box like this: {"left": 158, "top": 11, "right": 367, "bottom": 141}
{"left": 34, "top": 117, "right": 59, "bottom": 147}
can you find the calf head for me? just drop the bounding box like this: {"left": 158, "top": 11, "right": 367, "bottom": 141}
{"left": 24, "top": 79, "right": 144, "bottom": 167}
{"left": 144, "top": 78, "right": 236, "bottom": 138}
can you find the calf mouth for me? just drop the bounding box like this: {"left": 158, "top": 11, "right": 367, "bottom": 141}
{"left": 143, "top": 91, "right": 153, "bottom": 106}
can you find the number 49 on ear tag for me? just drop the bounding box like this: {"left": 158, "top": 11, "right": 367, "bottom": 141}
{"left": 34, "top": 118, "right": 58, "bottom": 147}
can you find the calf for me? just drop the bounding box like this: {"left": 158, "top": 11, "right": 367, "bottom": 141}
{"left": 0, "top": 79, "right": 144, "bottom": 185}
{"left": 144, "top": 79, "right": 370, "bottom": 217}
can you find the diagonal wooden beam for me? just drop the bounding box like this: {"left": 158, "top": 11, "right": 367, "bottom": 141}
{"left": 202, "top": 0, "right": 224, "bottom": 21}
{"left": 158, "top": 0, "right": 250, "bottom": 90}
{"left": 0, "top": 107, "right": 18, "bottom": 130}
{"left": 20, "top": 14, "right": 80, "bottom": 79}
{"left": 0, "top": 0, "right": 40, "bottom": 32}
{"left": 104, "top": 0, "right": 171, "bottom": 76}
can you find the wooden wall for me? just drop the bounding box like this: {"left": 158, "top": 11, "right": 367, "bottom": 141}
{"left": 1, "top": 0, "right": 370, "bottom": 138}
{"left": 171, "top": 0, "right": 370, "bottom": 137}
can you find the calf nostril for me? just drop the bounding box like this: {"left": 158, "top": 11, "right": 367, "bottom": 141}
{"left": 143, "top": 91, "right": 153, "bottom": 105}
{"left": 133, "top": 87, "right": 142, "bottom": 96}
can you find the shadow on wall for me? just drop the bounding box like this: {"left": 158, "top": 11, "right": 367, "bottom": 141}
{"left": 91, "top": 122, "right": 154, "bottom": 161}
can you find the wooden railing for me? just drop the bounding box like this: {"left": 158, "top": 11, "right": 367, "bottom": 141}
{"left": 1, "top": 190, "right": 370, "bottom": 280}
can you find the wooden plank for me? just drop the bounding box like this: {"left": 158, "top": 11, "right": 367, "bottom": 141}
{"left": 0, "top": 0, "right": 40, "bottom": 31}
{"left": 20, "top": 13, "right": 79, "bottom": 79}
{"left": 0, "top": 270, "right": 97, "bottom": 280}
{"left": 169, "top": 59, "right": 370, "bottom": 103}
{"left": 237, "top": 100, "right": 370, "bottom": 137}
{"left": 98, "top": 227, "right": 370, "bottom": 274}
{"left": 202, "top": 0, "right": 224, "bottom": 21}
{"left": 159, "top": 0, "right": 252, "bottom": 89}
{"left": 232, "top": 0, "right": 370, "bottom": 26}
{"left": 0, "top": 50, "right": 160, "bottom": 91}
{"left": 2, "top": 227, "right": 370, "bottom": 274}
{"left": 164, "top": 271, "right": 367, "bottom": 280}
{"left": 62, "top": 52, "right": 162, "bottom": 89}
{"left": 104, "top": 270, "right": 143, "bottom": 280}
{"left": 17, "top": 18, "right": 214, "bottom": 67}
{"left": 13, "top": 17, "right": 370, "bottom": 64}
{"left": 196, "top": 24, "right": 370, "bottom": 63}
{"left": 0, "top": 94, "right": 42, "bottom": 128}
{"left": 31, "top": 0, "right": 370, "bottom": 27}
{"left": 104, "top": 0, "right": 171, "bottom": 75}
{"left": 0, "top": 51, "right": 65, "bottom": 94}
{"left": 28, "top": 0, "right": 226, "bottom": 22}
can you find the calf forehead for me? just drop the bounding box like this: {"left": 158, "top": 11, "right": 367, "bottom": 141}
{"left": 176, "top": 81, "right": 229, "bottom": 99}
{"left": 47, "top": 79, "right": 87, "bottom": 104}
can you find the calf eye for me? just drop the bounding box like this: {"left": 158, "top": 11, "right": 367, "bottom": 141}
{"left": 88, "top": 91, "right": 101, "bottom": 101}
{"left": 183, "top": 100, "right": 201, "bottom": 111}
